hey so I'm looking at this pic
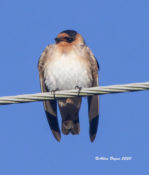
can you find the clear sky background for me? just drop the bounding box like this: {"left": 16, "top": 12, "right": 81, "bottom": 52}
{"left": 0, "top": 0, "right": 149, "bottom": 174}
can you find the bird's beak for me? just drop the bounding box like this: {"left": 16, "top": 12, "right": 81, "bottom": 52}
{"left": 55, "top": 37, "right": 63, "bottom": 43}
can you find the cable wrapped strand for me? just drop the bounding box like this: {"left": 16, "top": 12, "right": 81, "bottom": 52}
{"left": 0, "top": 82, "right": 149, "bottom": 105}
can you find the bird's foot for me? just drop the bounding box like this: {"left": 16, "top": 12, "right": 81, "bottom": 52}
{"left": 75, "top": 86, "right": 82, "bottom": 96}
{"left": 50, "top": 88, "right": 59, "bottom": 98}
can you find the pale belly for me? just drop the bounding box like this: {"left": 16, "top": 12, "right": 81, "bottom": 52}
{"left": 44, "top": 54, "right": 93, "bottom": 91}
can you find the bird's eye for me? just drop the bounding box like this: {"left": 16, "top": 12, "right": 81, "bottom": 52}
{"left": 65, "top": 37, "right": 74, "bottom": 43}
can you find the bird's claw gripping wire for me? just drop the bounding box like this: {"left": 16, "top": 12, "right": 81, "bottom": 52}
{"left": 75, "top": 86, "right": 82, "bottom": 96}
{"left": 50, "top": 88, "right": 59, "bottom": 98}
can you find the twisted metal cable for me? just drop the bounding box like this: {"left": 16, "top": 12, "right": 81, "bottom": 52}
{"left": 0, "top": 81, "right": 149, "bottom": 105}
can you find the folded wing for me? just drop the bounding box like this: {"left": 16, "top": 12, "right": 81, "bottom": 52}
{"left": 38, "top": 45, "right": 61, "bottom": 141}
{"left": 86, "top": 47, "right": 99, "bottom": 142}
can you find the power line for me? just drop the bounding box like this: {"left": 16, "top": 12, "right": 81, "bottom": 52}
{"left": 0, "top": 81, "right": 149, "bottom": 105}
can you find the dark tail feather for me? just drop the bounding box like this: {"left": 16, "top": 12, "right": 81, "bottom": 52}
{"left": 62, "top": 119, "right": 80, "bottom": 135}
{"left": 71, "top": 119, "right": 80, "bottom": 135}
{"left": 59, "top": 98, "right": 81, "bottom": 136}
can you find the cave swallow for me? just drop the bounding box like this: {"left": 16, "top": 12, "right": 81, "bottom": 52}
{"left": 38, "top": 30, "right": 99, "bottom": 142}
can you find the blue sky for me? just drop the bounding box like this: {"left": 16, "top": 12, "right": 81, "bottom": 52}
{"left": 0, "top": 0, "right": 149, "bottom": 174}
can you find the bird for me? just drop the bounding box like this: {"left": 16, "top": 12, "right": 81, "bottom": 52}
{"left": 38, "top": 30, "right": 99, "bottom": 142}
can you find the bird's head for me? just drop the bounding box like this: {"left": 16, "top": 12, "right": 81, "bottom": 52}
{"left": 55, "top": 30, "right": 85, "bottom": 45}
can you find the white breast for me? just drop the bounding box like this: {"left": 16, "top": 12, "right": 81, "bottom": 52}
{"left": 44, "top": 51, "right": 92, "bottom": 91}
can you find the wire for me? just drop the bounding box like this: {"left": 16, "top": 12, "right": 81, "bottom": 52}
{"left": 0, "top": 81, "right": 149, "bottom": 105}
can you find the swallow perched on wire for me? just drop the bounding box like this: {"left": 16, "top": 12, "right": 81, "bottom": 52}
{"left": 38, "top": 30, "right": 99, "bottom": 142}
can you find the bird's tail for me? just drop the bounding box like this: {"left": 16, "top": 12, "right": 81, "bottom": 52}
{"left": 62, "top": 118, "right": 80, "bottom": 135}
{"left": 58, "top": 97, "right": 82, "bottom": 135}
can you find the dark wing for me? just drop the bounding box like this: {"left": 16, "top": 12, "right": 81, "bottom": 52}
{"left": 38, "top": 45, "right": 61, "bottom": 142}
{"left": 86, "top": 47, "right": 99, "bottom": 142}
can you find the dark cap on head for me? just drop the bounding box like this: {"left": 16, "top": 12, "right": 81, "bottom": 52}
{"left": 55, "top": 30, "right": 78, "bottom": 44}
{"left": 60, "top": 30, "right": 77, "bottom": 38}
